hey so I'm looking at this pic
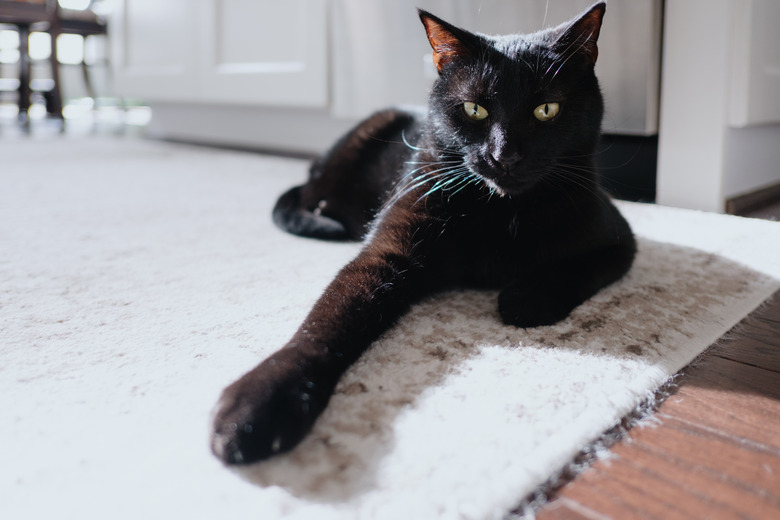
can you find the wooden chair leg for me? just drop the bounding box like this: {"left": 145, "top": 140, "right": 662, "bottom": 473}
{"left": 47, "top": 27, "right": 63, "bottom": 119}
{"left": 81, "top": 36, "right": 96, "bottom": 101}
{"left": 17, "top": 24, "right": 31, "bottom": 121}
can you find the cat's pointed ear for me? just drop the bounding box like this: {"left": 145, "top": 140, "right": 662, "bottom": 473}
{"left": 554, "top": 2, "right": 606, "bottom": 65}
{"left": 419, "top": 10, "right": 472, "bottom": 72}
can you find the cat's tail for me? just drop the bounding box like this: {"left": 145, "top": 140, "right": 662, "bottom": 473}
{"left": 272, "top": 185, "right": 350, "bottom": 240}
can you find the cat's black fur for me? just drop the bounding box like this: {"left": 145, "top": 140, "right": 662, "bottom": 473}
{"left": 211, "top": 2, "right": 635, "bottom": 465}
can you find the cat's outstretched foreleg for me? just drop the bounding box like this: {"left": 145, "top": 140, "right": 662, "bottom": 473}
{"left": 210, "top": 222, "right": 427, "bottom": 465}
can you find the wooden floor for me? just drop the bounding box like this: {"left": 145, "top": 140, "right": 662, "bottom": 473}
{"left": 536, "top": 206, "right": 780, "bottom": 520}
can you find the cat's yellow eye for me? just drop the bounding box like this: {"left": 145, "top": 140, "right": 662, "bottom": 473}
{"left": 534, "top": 102, "right": 560, "bottom": 122}
{"left": 463, "top": 102, "right": 489, "bottom": 121}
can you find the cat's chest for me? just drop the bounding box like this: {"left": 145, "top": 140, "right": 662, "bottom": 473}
{"left": 426, "top": 201, "right": 568, "bottom": 285}
{"left": 449, "top": 198, "right": 565, "bottom": 246}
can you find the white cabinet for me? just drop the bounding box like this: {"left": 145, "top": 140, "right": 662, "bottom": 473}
{"left": 657, "top": 0, "right": 780, "bottom": 212}
{"left": 331, "top": 0, "right": 663, "bottom": 136}
{"left": 111, "top": 0, "right": 663, "bottom": 153}
{"left": 108, "top": 0, "right": 780, "bottom": 212}
{"left": 198, "top": 0, "right": 327, "bottom": 106}
{"left": 110, "top": 0, "right": 199, "bottom": 101}
{"left": 729, "top": 0, "right": 780, "bottom": 127}
{"left": 110, "top": 0, "right": 328, "bottom": 107}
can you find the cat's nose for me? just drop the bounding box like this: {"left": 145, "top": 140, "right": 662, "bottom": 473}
{"left": 489, "top": 153, "right": 522, "bottom": 174}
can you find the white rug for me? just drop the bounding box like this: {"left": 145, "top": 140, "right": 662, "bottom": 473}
{"left": 2, "top": 137, "right": 779, "bottom": 520}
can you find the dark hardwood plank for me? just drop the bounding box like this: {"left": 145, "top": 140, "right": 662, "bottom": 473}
{"left": 628, "top": 415, "right": 780, "bottom": 506}
{"left": 663, "top": 358, "right": 780, "bottom": 450}
{"left": 713, "top": 297, "right": 780, "bottom": 373}
{"left": 554, "top": 462, "right": 711, "bottom": 520}
{"left": 540, "top": 398, "right": 780, "bottom": 519}
{"left": 558, "top": 443, "right": 777, "bottom": 519}
{"left": 536, "top": 289, "right": 780, "bottom": 519}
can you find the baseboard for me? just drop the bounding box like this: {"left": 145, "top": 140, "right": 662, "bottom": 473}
{"left": 726, "top": 182, "right": 780, "bottom": 215}
{"left": 146, "top": 102, "right": 356, "bottom": 157}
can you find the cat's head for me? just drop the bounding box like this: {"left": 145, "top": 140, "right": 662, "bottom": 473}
{"left": 419, "top": 3, "right": 606, "bottom": 197}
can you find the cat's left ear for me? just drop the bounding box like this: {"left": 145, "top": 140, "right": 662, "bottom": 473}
{"left": 554, "top": 2, "right": 606, "bottom": 65}
{"left": 419, "top": 10, "right": 474, "bottom": 72}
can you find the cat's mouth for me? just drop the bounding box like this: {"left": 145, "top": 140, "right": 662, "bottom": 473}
{"left": 471, "top": 163, "right": 540, "bottom": 197}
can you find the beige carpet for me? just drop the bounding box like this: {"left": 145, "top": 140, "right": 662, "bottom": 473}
{"left": 2, "top": 137, "right": 779, "bottom": 520}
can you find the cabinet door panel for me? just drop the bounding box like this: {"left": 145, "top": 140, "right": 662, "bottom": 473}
{"left": 110, "top": 0, "right": 200, "bottom": 101}
{"left": 200, "top": 0, "right": 328, "bottom": 107}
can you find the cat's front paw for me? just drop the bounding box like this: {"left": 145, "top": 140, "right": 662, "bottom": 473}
{"left": 210, "top": 351, "right": 331, "bottom": 465}
{"left": 498, "top": 282, "right": 578, "bottom": 328}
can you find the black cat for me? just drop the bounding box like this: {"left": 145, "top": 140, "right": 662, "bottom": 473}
{"left": 211, "top": 2, "right": 635, "bottom": 465}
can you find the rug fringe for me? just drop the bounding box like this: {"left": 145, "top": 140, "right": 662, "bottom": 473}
{"left": 505, "top": 371, "right": 683, "bottom": 519}
{"left": 505, "top": 290, "right": 779, "bottom": 519}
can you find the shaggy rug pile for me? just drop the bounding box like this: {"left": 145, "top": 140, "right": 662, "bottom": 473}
{"left": 2, "top": 137, "right": 779, "bottom": 520}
